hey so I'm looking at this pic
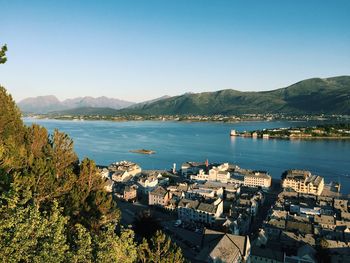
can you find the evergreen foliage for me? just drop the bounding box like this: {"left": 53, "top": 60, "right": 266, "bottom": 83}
{"left": 0, "top": 45, "right": 7, "bottom": 64}
{"left": 0, "top": 45, "right": 185, "bottom": 262}
{"left": 138, "top": 231, "right": 185, "bottom": 263}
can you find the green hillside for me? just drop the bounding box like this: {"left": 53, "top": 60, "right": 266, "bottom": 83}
{"left": 49, "top": 107, "right": 120, "bottom": 116}
{"left": 118, "top": 76, "right": 350, "bottom": 115}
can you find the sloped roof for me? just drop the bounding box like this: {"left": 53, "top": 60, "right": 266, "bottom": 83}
{"left": 196, "top": 229, "right": 248, "bottom": 263}
{"left": 149, "top": 186, "right": 167, "bottom": 197}
{"left": 178, "top": 198, "right": 199, "bottom": 209}
{"left": 197, "top": 202, "right": 217, "bottom": 214}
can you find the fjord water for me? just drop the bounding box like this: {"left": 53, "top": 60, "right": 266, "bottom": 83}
{"left": 24, "top": 119, "right": 350, "bottom": 193}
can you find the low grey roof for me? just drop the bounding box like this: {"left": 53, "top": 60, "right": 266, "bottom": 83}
{"left": 245, "top": 172, "right": 271, "bottom": 179}
{"left": 197, "top": 202, "right": 217, "bottom": 214}
{"left": 178, "top": 198, "right": 199, "bottom": 209}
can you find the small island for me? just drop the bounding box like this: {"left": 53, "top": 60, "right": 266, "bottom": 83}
{"left": 232, "top": 123, "right": 350, "bottom": 140}
{"left": 129, "top": 149, "right": 156, "bottom": 155}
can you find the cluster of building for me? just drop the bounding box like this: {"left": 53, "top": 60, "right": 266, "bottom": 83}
{"left": 233, "top": 124, "right": 350, "bottom": 139}
{"left": 100, "top": 160, "right": 171, "bottom": 202}
{"left": 184, "top": 161, "right": 272, "bottom": 189}
{"left": 99, "top": 160, "right": 349, "bottom": 262}
{"left": 251, "top": 171, "right": 349, "bottom": 263}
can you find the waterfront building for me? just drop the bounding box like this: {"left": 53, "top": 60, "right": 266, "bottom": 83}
{"left": 243, "top": 171, "right": 271, "bottom": 189}
{"left": 181, "top": 161, "right": 207, "bottom": 177}
{"left": 191, "top": 163, "right": 231, "bottom": 183}
{"left": 190, "top": 169, "right": 209, "bottom": 181}
{"left": 281, "top": 170, "right": 324, "bottom": 195}
{"left": 108, "top": 160, "right": 142, "bottom": 176}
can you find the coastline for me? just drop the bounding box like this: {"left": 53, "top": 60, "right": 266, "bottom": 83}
{"left": 22, "top": 115, "right": 350, "bottom": 124}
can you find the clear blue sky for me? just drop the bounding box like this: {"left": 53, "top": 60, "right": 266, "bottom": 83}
{"left": 1, "top": 0, "right": 349, "bottom": 102}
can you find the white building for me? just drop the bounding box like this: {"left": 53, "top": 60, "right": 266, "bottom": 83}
{"left": 178, "top": 198, "right": 223, "bottom": 225}
{"left": 208, "top": 163, "right": 230, "bottom": 182}
{"left": 244, "top": 171, "right": 272, "bottom": 189}
{"left": 137, "top": 171, "right": 169, "bottom": 194}
{"left": 108, "top": 160, "right": 142, "bottom": 176}
{"left": 111, "top": 170, "right": 131, "bottom": 182}
{"left": 99, "top": 168, "right": 110, "bottom": 179}
{"left": 190, "top": 169, "right": 209, "bottom": 181}
{"left": 191, "top": 163, "right": 231, "bottom": 183}
{"left": 181, "top": 162, "right": 206, "bottom": 177}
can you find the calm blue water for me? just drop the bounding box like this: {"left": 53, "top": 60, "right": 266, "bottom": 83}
{"left": 23, "top": 119, "right": 350, "bottom": 193}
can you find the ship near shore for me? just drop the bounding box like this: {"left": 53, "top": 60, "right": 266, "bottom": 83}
{"left": 129, "top": 149, "right": 156, "bottom": 155}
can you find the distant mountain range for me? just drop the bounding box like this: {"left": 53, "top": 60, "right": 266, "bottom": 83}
{"left": 118, "top": 76, "right": 350, "bottom": 115}
{"left": 18, "top": 76, "right": 350, "bottom": 115}
{"left": 18, "top": 96, "right": 135, "bottom": 113}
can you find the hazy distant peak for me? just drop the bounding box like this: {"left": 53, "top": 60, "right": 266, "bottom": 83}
{"left": 18, "top": 95, "right": 136, "bottom": 114}
{"left": 19, "top": 95, "right": 60, "bottom": 102}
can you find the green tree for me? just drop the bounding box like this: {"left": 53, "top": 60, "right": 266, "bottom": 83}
{"left": 0, "top": 200, "right": 69, "bottom": 263}
{"left": 64, "top": 158, "right": 119, "bottom": 230}
{"left": 0, "top": 45, "right": 7, "bottom": 64}
{"left": 70, "top": 224, "right": 93, "bottom": 263}
{"left": 139, "top": 230, "right": 185, "bottom": 263}
{"left": 51, "top": 129, "right": 78, "bottom": 179}
{"left": 94, "top": 225, "right": 138, "bottom": 263}
{"left": 0, "top": 86, "right": 26, "bottom": 169}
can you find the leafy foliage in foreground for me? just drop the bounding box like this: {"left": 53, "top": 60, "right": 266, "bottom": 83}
{"left": 139, "top": 231, "right": 185, "bottom": 263}
{"left": 0, "top": 45, "right": 185, "bottom": 262}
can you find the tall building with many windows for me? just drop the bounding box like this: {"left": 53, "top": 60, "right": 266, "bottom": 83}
{"left": 244, "top": 171, "right": 271, "bottom": 189}
{"left": 282, "top": 170, "right": 324, "bottom": 195}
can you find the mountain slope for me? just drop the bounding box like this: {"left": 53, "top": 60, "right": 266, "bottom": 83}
{"left": 126, "top": 95, "right": 171, "bottom": 109}
{"left": 118, "top": 76, "right": 350, "bottom": 115}
{"left": 62, "top": 96, "right": 134, "bottom": 110}
{"left": 49, "top": 107, "right": 120, "bottom": 116}
{"left": 17, "top": 95, "right": 64, "bottom": 113}
{"left": 18, "top": 96, "right": 135, "bottom": 113}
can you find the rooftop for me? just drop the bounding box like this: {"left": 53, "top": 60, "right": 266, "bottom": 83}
{"left": 197, "top": 202, "right": 217, "bottom": 214}
{"left": 149, "top": 186, "right": 167, "bottom": 197}
{"left": 246, "top": 171, "right": 271, "bottom": 179}
{"left": 178, "top": 198, "right": 199, "bottom": 209}
{"left": 283, "top": 170, "right": 323, "bottom": 186}
{"left": 196, "top": 229, "right": 248, "bottom": 263}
